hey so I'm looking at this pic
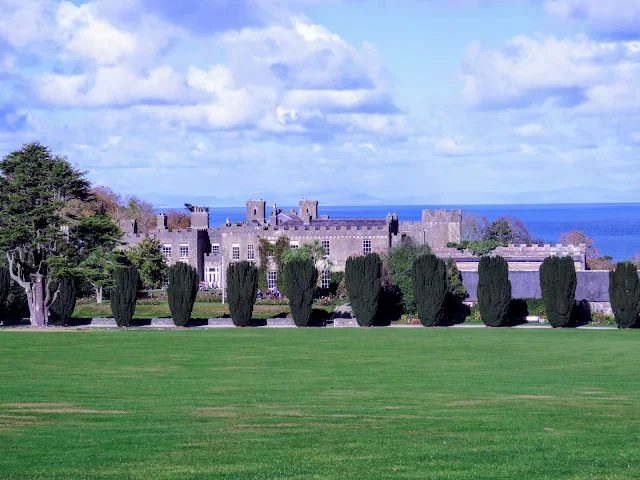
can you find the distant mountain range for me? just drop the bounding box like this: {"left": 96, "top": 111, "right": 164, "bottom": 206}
{"left": 142, "top": 186, "right": 640, "bottom": 209}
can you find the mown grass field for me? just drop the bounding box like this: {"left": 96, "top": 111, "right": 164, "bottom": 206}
{"left": 72, "top": 301, "right": 294, "bottom": 320}
{"left": 0, "top": 329, "right": 638, "bottom": 479}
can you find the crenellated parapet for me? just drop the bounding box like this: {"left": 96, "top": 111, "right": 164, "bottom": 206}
{"left": 432, "top": 243, "right": 588, "bottom": 271}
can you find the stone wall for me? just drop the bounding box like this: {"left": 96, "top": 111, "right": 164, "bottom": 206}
{"left": 433, "top": 244, "right": 587, "bottom": 271}
{"left": 460, "top": 270, "right": 617, "bottom": 302}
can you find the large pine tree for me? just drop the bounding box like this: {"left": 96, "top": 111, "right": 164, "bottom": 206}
{"left": 0, "top": 143, "right": 92, "bottom": 326}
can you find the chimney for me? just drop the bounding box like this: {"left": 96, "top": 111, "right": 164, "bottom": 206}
{"left": 191, "top": 206, "right": 209, "bottom": 230}
{"left": 156, "top": 213, "right": 168, "bottom": 231}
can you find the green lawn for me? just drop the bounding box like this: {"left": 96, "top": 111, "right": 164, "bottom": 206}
{"left": 0, "top": 329, "right": 639, "bottom": 479}
{"left": 71, "top": 301, "right": 338, "bottom": 320}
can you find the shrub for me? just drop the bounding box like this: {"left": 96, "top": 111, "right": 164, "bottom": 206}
{"left": 329, "top": 271, "right": 344, "bottom": 295}
{"left": 0, "top": 267, "right": 9, "bottom": 319}
{"left": 283, "top": 259, "right": 317, "bottom": 327}
{"left": 255, "top": 299, "right": 290, "bottom": 306}
{"left": 49, "top": 277, "right": 77, "bottom": 326}
{"left": 609, "top": 262, "right": 640, "bottom": 329}
{"left": 525, "top": 298, "right": 546, "bottom": 318}
{"left": 383, "top": 237, "right": 430, "bottom": 314}
{"left": 136, "top": 299, "right": 162, "bottom": 305}
{"left": 345, "top": 253, "right": 382, "bottom": 327}
{"left": 477, "top": 255, "right": 511, "bottom": 327}
{"left": 445, "top": 257, "right": 469, "bottom": 324}
{"left": 412, "top": 254, "right": 448, "bottom": 327}
{"left": 227, "top": 261, "right": 259, "bottom": 327}
{"left": 111, "top": 266, "right": 139, "bottom": 327}
{"left": 446, "top": 240, "right": 501, "bottom": 257}
{"left": 167, "top": 262, "right": 199, "bottom": 327}
{"left": 539, "top": 256, "right": 577, "bottom": 328}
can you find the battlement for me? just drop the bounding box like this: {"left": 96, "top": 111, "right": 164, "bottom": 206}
{"left": 432, "top": 243, "right": 587, "bottom": 271}
{"left": 421, "top": 209, "right": 462, "bottom": 222}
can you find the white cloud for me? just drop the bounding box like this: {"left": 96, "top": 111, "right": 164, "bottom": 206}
{"left": 433, "top": 137, "right": 517, "bottom": 157}
{"left": 0, "top": 0, "right": 56, "bottom": 48}
{"left": 36, "top": 66, "right": 190, "bottom": 107}
{"left": 545, "top": 0, "right": 640, "bottom": 38}
{"left": 462, "top": 34, "right": 640, "bottom": 114}
{"left": 56, "top": 1, "right": 137, "bottom": 65}
{"left": 514, "top": 124, "right": 547, "bottom": 136}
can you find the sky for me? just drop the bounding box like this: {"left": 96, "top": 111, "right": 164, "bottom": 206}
{"left": 1, "top": 0, "right": 640, "bottom": 206}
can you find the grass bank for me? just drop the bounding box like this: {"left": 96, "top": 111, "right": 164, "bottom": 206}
{"left": 0, "top": 329, "right": 639, "bottom": 478}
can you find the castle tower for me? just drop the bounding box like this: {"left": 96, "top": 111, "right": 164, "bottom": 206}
{"left": 156, "top": 213, "right": 168, "bottom": 231}
{"left": 246, "top": 199, "right": 266, "bottom": 224}
{"left": 298, "top": 199, "right": 318, "bottom": 224}
{"left": 420, "top": 209, "right": 462, "bottom": 247}
{"left": 191, "top": 206, "right": 209, "bottom": 230}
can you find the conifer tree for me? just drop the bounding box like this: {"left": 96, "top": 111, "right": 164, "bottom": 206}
{"left": 539, "top": 256, "right": 577, "bottom": 328}
{"left": 167, "top": 262, "right": 199, "bottom": 327}
{"left": 477, "top": 255, "right": 511, "bottom": 327}
{"left": 345, "top": 253, "right": 382, "bottom": 327}
{"left": 609, "top": 262, "right": 640, "bottom": 329}
{"left": 0, "top": 267, "right": 10, "bottom": 320}
{"left": 111, "top": 266, "right": 138, "bottom": 327}
{"left": 412, "top": 254, "right": 448, "bottom": 326}
{"left": 49, "top": 277, "right": 77, "bottom": 326}
{"left": 283, "top": 258, "right": 317, "bottom": 327}
{"left": 227, "top": 261, "right": 259, "bottom": 327}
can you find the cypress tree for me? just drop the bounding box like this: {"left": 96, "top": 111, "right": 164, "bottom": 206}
{"left": 345, "top": 253, "right": 382, "bottom": 327}
{"left": 609, "top": 262, "right": 640, "bottom": 329}
{"left": 167, "top": 262, "right": 199, "bottom": 327}
{"left": 411, "top": 254, "right": 448, "bottom": 327}
{"left": 283, "top": 258, "right": 317, "bottom": 327}
{"left": 539, "top": 256, "right": 577, "bottom": 328}
{"left": 0, "top": 267, "right": 9, "bottom": 321}
{"left": 227, "top": 261, "right": 259, "bottom": 327}
{"left": 111, "top": 266, "right": 139, "bottom": 327}
{"left": 49, "top": 277, "right": 77, "bottom": 326}
{"left": 477, "top": 255, "right": 511, "bottom": 327}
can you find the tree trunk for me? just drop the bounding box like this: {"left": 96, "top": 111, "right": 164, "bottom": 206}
{"left": 96, "top": 286, "right": 103, "bottom": 304}
{"left": 26, "top": 274, "right": 47, "bottom": 327}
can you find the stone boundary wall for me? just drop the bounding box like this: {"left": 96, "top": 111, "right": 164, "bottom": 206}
{"left": 433, "top": 244, "right": 587, "bottom": 271}
{"left": 460, "top": 270, "right": 622, "bottom": 302}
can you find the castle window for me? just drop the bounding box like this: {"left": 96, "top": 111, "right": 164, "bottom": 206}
{"left": 232, "top": 245, "right": 240, "bottom": 260}
{"left": 321, "top": 270, "right": 330, "bottom": 289}
{"left": 247, "top": 244, "right": 255, "bottom": 260}
{"left": 267, "top": 271, "right": 277, "bottom": 290}
{"left": 161, "top": 244, "right": 171, "bottom": 259}
{"left": 363, "top": 239, "right": 372, "bottom": 254}
{"left": 179, "top": 244, "right": 189, "bottom": 259}
{"left": 290, "top": 241, "right": 299, "bottom": 249}
{"left": 212, "top": 244, "right": 219, "bottom": 255}
{"left": 322, "top": 240, "right": 330, "bottom": 257}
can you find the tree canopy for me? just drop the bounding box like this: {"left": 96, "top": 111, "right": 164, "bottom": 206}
{"left": 125, "top": 236, "right": 168, "bottom": 289}
{"left": 0, "top": 143, "right": 96, "bottom": 325}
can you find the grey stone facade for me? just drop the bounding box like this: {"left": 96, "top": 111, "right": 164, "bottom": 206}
{"left": 120, "top": 199, "right": 586, "bottom": 289}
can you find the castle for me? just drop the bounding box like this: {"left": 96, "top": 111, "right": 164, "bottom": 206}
{"left": 121, "top": 199, "right": 587, "bottom": 288}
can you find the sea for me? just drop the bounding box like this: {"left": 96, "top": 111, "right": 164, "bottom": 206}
{"left": 156, "top": 203, "right": 640, "bottom": 262}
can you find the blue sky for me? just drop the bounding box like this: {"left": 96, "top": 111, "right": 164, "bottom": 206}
{"left": 1, "top": 0, "right": 640, "bottom": 206}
